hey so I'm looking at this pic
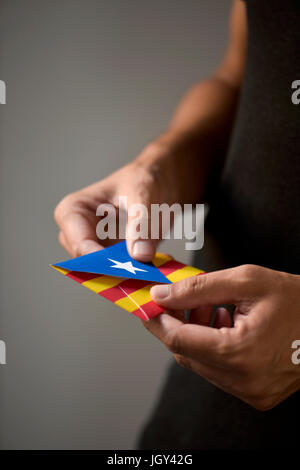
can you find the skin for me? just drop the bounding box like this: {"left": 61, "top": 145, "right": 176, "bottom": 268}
{"left": 148, "top": 266, "right": 300, "bottom": 411}
{"left": 54, "top": 1, "right": 300, "bottom": 410}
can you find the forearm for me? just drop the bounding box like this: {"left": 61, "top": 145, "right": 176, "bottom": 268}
{"left": 136, "top": 74, "right": 241, "bottom": 204}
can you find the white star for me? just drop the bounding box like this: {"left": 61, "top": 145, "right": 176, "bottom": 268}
{"left": 108, "top": 258, "right": 147, "bottom": 275}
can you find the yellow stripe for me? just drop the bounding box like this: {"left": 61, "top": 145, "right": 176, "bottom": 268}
{"left": 117, "top": 265, "right": 204, "bottom": 312}
{"left": 125, "top": 285, "right": 152, "bottom": 306}
{"left": 51, "top": 265, "right": 70, "bottom": 276}
{"left": 167, "top": 266, "right": 204, "bottom": 283}
{"left": 118, "top": 267, "right": 204, "bottom": 311}
{"left": 82, "top": 275, "right": 123, "bottom": 293}
{"left": 115, "top": 295, "right": 138, "bottom": 313}
{"left": 153, "top": 253, "right": 172, "bottom": 267}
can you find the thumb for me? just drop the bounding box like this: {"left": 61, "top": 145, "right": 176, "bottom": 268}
{"left": 150, "top": 266, "right": 258, "bottom": 309}
{"left": 126, "top": 196, "right": 159, "bottom": 262}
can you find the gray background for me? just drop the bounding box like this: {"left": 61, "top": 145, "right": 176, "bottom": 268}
{"left": 0, "top": 0, "right": 230, "bottom": 449}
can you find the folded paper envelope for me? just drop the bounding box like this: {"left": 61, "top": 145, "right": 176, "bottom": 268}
{"left": 51, "top": 240, "right": 204, "bottom": 321}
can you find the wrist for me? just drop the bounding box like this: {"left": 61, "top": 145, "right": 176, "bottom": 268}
{"left": 133, "top": 133, "right": 181, "bottom": 204}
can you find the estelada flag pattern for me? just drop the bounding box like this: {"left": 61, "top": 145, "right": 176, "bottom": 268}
{"left": 51, "top": 246, "right": 204, "bottom": 321}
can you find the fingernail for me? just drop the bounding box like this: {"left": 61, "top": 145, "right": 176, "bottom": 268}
{"left": 150, "top": 284, "right": 170, "bottom": 300}
{"left": 133, "top": 240, "right": 153, "bottom": 258}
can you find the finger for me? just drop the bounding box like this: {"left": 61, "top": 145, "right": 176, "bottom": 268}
{"left": 165, "top": 309, "right": 187, "bottom": 323}
{"left": 150, "top": 267, "right": 257, "bottom": 309}
{"left": 143, "top": 312, "right": 225, "bottom": 377}
{"left": 143, "top": 311, "right": 184, "bottom": 342}
{"left": 174, "top": 353, "right": 228, "bottom": 385}
{"left": 126, "top": 195, "right": 159, "bottom": 262}
{"left": 56, "top": 211, "right": 102, "bottom": 257}
{"left": 144, "top": 311, "right": 237, "bottom": 367}
{"left": 189, "top": 305, "right": 213, "bottom": 326}
{"left": 58, "top": 234, "right": 101, "bottom": 257}
{"left": 75, "top": 238, "right": 103, "bottom": 256}
{"left": 212, "top": 307, "right": 233, "bottom": 329}
{"left": 173, "top": 354, "right": 238, "bottom": 397}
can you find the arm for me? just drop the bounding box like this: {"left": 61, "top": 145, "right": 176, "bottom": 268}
{"left": 136, "top": 0, "right": 247, "bottom": 204}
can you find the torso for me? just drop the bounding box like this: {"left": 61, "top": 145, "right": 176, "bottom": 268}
{"left": 204, "top": 0, "right": 300, "bottom": 274}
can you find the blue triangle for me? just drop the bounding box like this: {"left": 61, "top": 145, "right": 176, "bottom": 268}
{"left": 53, "top": 240, "right": 171, "bottom": 284}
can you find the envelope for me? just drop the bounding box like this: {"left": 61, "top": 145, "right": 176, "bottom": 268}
{"left": 51, "top": 240, "right": 204, "bottom": 321}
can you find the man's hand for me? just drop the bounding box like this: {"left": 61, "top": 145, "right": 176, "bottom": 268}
{"left": 145, "top": 265, "right": 300, "bottom": 410}
{"left": 54, "top": 138, "right": 184, "bottom": 261}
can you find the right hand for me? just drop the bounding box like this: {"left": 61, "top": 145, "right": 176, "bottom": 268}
{"left": 54, "top": 140, "right": 183, "bottom": 262}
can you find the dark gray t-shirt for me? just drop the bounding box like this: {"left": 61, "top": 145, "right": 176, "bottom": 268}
{"left": 138, "top": 0, "right": 300, "bottom": 449}
{"left": 204, "top": 0, "right": 300, "bottom": 275}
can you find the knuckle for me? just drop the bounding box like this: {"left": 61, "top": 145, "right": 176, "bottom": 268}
{"left": 235, "top": 264, "right": 268, "bottom": 296}
{"left": 54, "top": 193, "right": 76, "bottom": 223}
{"left": 216, "top": 328, "right": 232, "bottom": 357}
{"left": 237, "top": 264, "right": 261, "bottom": 282}
{"left": 189, "top": 274, "right": 201, "bottom": 295}
{"left": 176, "top": 274, "right": 203, "bottom": 299}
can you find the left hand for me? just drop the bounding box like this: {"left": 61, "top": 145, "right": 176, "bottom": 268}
{"left": 144, "top": 264, "right": 300, "bottom": 410}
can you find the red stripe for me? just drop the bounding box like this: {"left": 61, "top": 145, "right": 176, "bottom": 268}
{"left": 131, "top": 300, "right": 164, "bottom": 320}
{"left": 158, "top": 259, "right": 186, "bottom": 276}
{"left": 118, "top": 278, "right": 155, "bottom": 294}
{"left": 99, "top": 285, "right": 125, "bottom": 302}
{"left": 67, "top": 271, "right": 102, "bottom": 284}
